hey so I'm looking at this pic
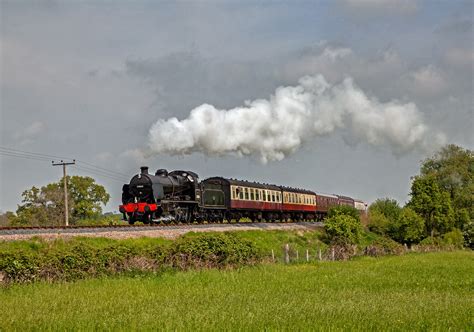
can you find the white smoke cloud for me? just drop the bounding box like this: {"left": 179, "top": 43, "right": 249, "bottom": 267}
{"left": 148, "top": 75, "right": 445, "bottom": 163}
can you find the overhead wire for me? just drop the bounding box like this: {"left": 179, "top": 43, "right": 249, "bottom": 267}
{"left": 0, "top": 146, "right": 130, "bottom": 183}
{"left": 73, "top": 165, "right": 128, "bottom": 183}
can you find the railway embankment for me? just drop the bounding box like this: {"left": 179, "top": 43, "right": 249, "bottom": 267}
{"left": 0, "top": 228, "right": 464, "bottom": 285}
{"left": 0, "top": 222, "right": 322, "bottom": 241}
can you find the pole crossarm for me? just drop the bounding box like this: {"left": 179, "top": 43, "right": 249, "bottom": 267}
{"left": 52, "top": 160, "right": 76, "bottom": 226}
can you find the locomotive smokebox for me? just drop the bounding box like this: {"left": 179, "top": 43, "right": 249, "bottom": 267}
{"left": 140, "top": 166, "right": 149, "bottom": 174}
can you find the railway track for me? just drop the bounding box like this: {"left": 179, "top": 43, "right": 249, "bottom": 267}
{"left": 0, "top": 221, "right": 323, "bottom": 237}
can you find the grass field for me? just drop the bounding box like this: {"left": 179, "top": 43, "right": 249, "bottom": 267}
{"left": 1, "top": 251, "right": 472, "bottom": 331}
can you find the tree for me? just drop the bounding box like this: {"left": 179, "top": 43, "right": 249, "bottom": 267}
{"left": 68, "top": 176, "right": 110, "bottom": 219}
{"left": 390, "top": 207, "right": 425, "bottom": 245}
{"left": 368, "top": 198, "right": 401, "bottom": 224}
{"left": 0, "top": 211, "right": 16, "bottom": 226}
{"left": 367, "top": 198, "right": 402, "bottom": 235}
{"left": 327, "top": 205, "right": 360, "bottom": 222}
{"left": 407, "top": 175, "right": 454, "bottom": 237}
{"left": 324, "top": 214, "right": 363, "bottom": 245}
{"left": 14, "top": 176, "right": 110, "bottom": 226}
{"left": 367, "top": 210, "right": 390, "bottom": 235}
{"left": 421, "top": 144, "right": 473, "bottom": 228}
{"left": 15, "top": 185, "right": 65, "bottom": 226}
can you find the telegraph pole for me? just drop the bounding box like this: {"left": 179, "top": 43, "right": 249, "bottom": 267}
{"left": 52, "top": 160, "right": 75, "bottom": 226}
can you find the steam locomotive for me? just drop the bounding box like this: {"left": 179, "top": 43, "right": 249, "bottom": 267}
{"left": 119, "top": 166, "right": 366, "bottom": 224}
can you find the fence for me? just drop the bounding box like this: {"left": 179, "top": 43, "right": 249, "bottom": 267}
{"left": 271, "top": 242, "right": 462, "bottom": 263}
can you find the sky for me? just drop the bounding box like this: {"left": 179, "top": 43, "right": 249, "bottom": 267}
{"left": 1, "top": 0, "right": 473, "bottom": 212}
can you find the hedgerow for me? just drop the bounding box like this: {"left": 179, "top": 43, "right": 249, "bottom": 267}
{"left": 0, "top": 233, "right": 261, "bottom": 284}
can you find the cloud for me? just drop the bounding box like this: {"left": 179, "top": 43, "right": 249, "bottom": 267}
{"left": 338, "top": 0, "right": 419, "bottom": 16}
{"left": 14, "top": 121, "right": 46, "bottom": 145}
{"left": 444, "top": 48, "right": 474, "bottom": 68}
{"left": 409, "top": 65, "right": 447, "bottom": 96}
{"left": 147, "top": 75, "right": 445, "bottom": 163}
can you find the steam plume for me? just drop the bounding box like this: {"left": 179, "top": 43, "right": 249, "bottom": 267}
{"left": 148, "top": 75, "right": 445, "bottom": 163}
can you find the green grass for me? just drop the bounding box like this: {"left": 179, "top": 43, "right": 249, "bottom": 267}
{"left": 1, "top": 251, "right": 472, "bottom": 331}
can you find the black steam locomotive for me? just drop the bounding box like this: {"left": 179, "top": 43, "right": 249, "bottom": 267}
{"left": 120, "top": 166, "right": 200, "bottom": 224}
{"left": 119, "top": 167, "right": 366, "bottom": 224}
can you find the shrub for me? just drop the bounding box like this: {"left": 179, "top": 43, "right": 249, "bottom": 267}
{"left": 367, "top": 210, "right": 390, "bottom": 235}
{"left": 442, "top": 229, "right": 464, "bottom": 248}
{"left": 389, "top": 208, "right": 425, "bottom": 245}
{"left": 364, "top": 236, "right": 404, "bottom": 256}
{"left": 328, "top": 206, "right": 360, "bottom": 222}
{"left": 324, "top": 214, "right": 363, "bottom": 245}
{"left": 462, "top": 221, "right": 474, "bottom": 249}
{"left": 0, "top": 238, "right": 171, "bottom": 284}
{"left": 0, "top": 233, "right": 261, "bottom": 284}
{"left": 170, "top": 233, "right": 260, "bottom": 269}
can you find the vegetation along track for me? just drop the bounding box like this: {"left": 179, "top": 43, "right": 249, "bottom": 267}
{"left": 0, "top": 221, "right": 323, "bottom": 240}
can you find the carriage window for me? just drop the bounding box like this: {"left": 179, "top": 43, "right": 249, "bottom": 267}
{"left": 263, "top": 191, "right": 266, "bottom": 201}
{"left": 239, "top": 188, "right": 243, "bottom": 199}
{"left": 277, "top": 193, "right": 281, "bottom": 203}
{"left": 272, "top": 193, "right": 275, "bottom": 202}
{"left": 267, "top": 191, "right": 271, "bottom": 201}
{"left": 250, "top": 188, "right": 255, "bottom": 201}
{"left": 256, "top": 190, "right": 260, "bottom": 201}
{"left": 244, "top": 188, "right": 249, "bottom": 200}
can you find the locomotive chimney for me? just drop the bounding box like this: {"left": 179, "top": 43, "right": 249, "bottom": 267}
{"left": 140, "top": 166, "right": 149, "bottom": 174}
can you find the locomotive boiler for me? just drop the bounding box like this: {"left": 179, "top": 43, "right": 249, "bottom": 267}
{"left": 119, "top": 166, "right": 200, "bottom": 224}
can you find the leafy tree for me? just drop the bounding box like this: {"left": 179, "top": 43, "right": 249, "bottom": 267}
{"left": 407, "top": 175, "right": 454, "bottom": 237}
{"left": 324, "top": 214, "right": 363, "bottom": 245}
{"left": 462, "top": 221, "right": 474, "bottom": 249}
{"left": 15, "top": 185, "right": 66, "bottom": 226}
{"left": 327, "top": 205, "right": 360, "bottom": 222}
{"left": 421, "top": 144, "right": 473, "bottom": 227}
{"left": 14, "top": 176, "right": 110, "bottom": 226}
{"left": 390, "top": 207, "right": 425, "bottom": 245}
{"left": 367, "top": 198, "right": 402, "bottom": 236}
{"left": 368, "top": 198, "right": 401, "bottom": 224}
{"left": 0, "top": 211, "right": 16, "bottom": 226}
{"left": 68, "top": 176, "right": 110, "bottom": 219}
{"left": 367, "top": 210, "right": 390, "bottom": 235}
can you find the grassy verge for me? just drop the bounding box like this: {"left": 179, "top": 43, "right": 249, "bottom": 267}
{"left": 0, "top": 229, "right": 332, "bottom": 283}
{"left": 0, "top": 251, "right": 472, "bottom": 330}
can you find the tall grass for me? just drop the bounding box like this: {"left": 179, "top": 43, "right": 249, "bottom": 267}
{"left": 1, "top": 251, "right": 472, "bottom": 330}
